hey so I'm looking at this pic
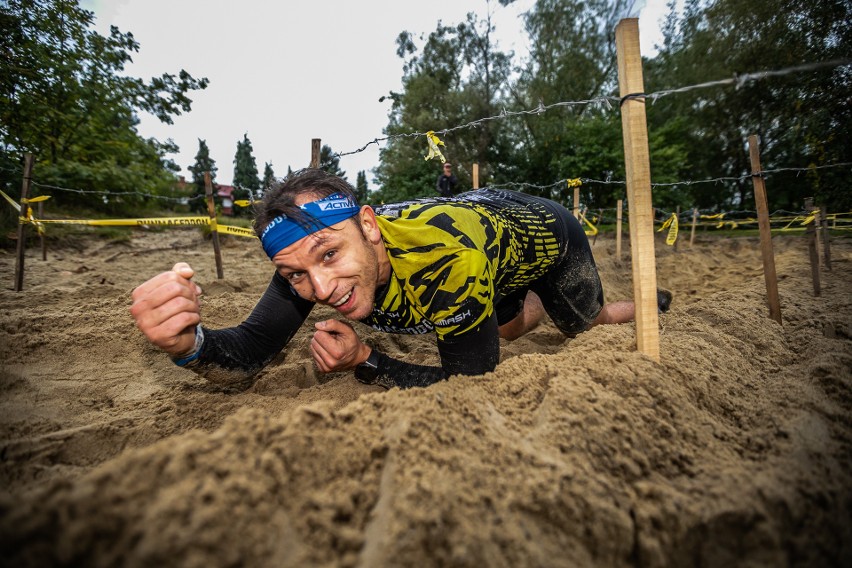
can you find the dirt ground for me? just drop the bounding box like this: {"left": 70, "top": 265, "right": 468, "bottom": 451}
{"left": 0, "top": 226, "right": 850, "bottom": 567}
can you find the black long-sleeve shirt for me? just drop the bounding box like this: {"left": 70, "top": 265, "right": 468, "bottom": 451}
{"left": 188, "top": 189, "right": 574, "bottom": 390}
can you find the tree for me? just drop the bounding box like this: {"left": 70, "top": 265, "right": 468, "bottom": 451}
{"left": 262, "top": 161, "right": 275, "bottom": 192}
{"left": 232, "top": 133, "right": 260, "bottom": 215}
{"left": 374, "top": 0, "right": 513, "bottom": 203}
{"left": 0, "top": 0, "right": 208, "bottom": 216}
{"left": 645, "top": 0, "right": 852, "bottom": 211}
{"left": 355, "top": 170, "right": 369, "bottom": 204}
{"left": 318, "top": 144, "right": 346, "bottom": 180}
{"left": 187, "top": 139, "right": 216, "bottom": 214}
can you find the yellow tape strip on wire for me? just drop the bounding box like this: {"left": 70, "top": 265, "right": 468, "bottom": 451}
{"left": 577, "top": 209, "right": 598, "bottom": 237}
{"left": 424, "top": 131, "right": 446, "bottom": 163}
{"left": 657, "top": 212, "right": 679, "bottom": 245}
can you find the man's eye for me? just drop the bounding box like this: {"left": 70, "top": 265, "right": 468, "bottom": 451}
{"left": 323, "top": 250, "right": 337, "bottom": 262}
{"left": 286, "top": 271, "right": 305, "bottom": 283}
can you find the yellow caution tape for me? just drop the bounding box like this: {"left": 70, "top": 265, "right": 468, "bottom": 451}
{"left": 0, "top": 188, "right": 22, "bottom": 211}
{"left": 578, "top": 210, "right": 598, "bottom": 236}
{"left": 566, "top": 178, "right": 582, "bottom": 188}
{"left": 38, "top": 216, "right": 212, "bottom": 227}
{"left": 216, "top": 224, "right": 256, "bottom": 238}
{"left": 424, "top": 131, "right": 446, "bottom": 163}
{"left": 233, "top": 200, "right": 252, "bottom": 207}
{"left": 22, "top": 195, "right": 50, "bottom": 203}
{"left": 657, "top": 213, "right": 679, "bottom": 245}
{"left": 700, "top": 213, "right": 725, "bottom": 220}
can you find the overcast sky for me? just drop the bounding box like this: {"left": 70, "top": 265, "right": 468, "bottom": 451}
{"left": 80, "top": 0, "right": 672, "bottom": 188}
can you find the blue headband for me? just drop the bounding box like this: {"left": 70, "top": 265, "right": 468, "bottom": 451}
{"left": 260, "top": 193, "right": 361, "bottom": 259}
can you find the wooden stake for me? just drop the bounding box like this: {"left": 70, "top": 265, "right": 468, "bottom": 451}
{"left": 573, "top": 186, "right": 580, "bottom": 219}
{"left": 616, "top": 18, "right": 660, "bottom": 361}
{"left": 205, "top": 172, "right": 224, "bottom": 279}
{"left": 616, "top": 199, "right": 623, "bottom": 261}
{"left": 310, "top": 138, "right": 321, "bottom": 168}
{"left": 592, "top": 208, "right": 602, "bottom": 246}
{"left": 38, "top": 200, "right": 46, "bottom": 261}
{"left": 673, "top": 206, "right": 681, "bottom": 252}
{"left": 472, "top": 163, "right": 479, "bottom": 189}
{"left": 813, "top": 207, "right": 822, "bottom": 265}
{"left": 821, "top": 206, "right": 832, "bottom": 271}
{"left": 14, "top": 153, "right": 34, "bottom": 292}
{"left": 689, "top": 208, "right": 698, "bottom": 247}
{"left": 747, "top": 135, "right": 782, "bottom": 324}
{"left": 804, "top": 197, "right": 821, "bottom": 297}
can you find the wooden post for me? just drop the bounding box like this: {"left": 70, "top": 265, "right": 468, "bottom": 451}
{"left": 205, "top": 172, "right": 224, "bottom": 279}
{"left": 38, "top": 200, "right": 46, "bottom": 261}
{"left": 804, "top": 197, "right": 820, "bottom": 297}
{"left": 821, "top": 206, "right": 831, "bottom": 271}
{"left": 592, "top": 208, "right": 603, "bottom": 246}
{"left": 573, "top": 186, "right": 580, "bottom": 219}
{"left": 747, "top": 135, "right": 782, "bottom": 324}
{"left": 310, "top": 138, "right": 321, "bottom": 168}
{"left": 472, "top": 163, "right": 479, "bottom": 189}
{"left": 673, "top": 206, "right": 681, "bottom": 252}
{"left": 813, "top": 207, "right": 822, "bottom": 264}
{"left": 689, "top": 208, "right": 698, "bottom": 247}
{"left": 616, "top": 18, "right": 660, "bottom": 361}
{"left": 616, "top": 199, "right": 623, "bottom": 261}
{"left": 14, "top": 153, "right": 34, "bottom": 291}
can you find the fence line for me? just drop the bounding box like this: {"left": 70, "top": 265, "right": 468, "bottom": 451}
{"left": 333, "top": 58, "right": 852, "bottom": 160}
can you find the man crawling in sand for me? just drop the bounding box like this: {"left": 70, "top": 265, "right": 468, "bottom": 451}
{"left": 131, "top": 169, "right": 671, "bottom": 389}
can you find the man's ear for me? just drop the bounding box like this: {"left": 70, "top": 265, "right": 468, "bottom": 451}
{"left": 359, "top": 205, "right": 382, "bottom": 244}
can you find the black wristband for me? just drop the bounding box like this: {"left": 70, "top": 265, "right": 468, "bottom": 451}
{"left": 354, "top": 349, "right": 381, "bottom": 384}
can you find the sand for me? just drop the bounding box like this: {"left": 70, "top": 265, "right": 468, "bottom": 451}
{"left": 0, "top": 227, "right": 850, "bottom": 567}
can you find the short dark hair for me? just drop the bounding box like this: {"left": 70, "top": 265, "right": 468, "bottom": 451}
{"left": 253, "top": 169, "right": 360, "bottom": 238}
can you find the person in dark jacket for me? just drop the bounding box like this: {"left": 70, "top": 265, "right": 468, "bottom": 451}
{"left": 436, "top": 162, "right": 457, "bottom": 197}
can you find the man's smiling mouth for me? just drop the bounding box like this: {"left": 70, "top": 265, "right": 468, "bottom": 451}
{"left": 332, "top": 289, "right": 353, "bottom": 308}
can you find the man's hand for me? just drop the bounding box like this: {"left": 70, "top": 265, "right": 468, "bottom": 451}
{"left": 311, "top": 319, "right": 371, "bottom": 373}
{"left": 130, "top": 262, "right": 203, "bottom": 357}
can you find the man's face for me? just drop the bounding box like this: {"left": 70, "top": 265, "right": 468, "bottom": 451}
{"left": 443, "top": 165, "right": 452, "bottom": 174}
{"left": 271, "top": 206, "right": 383, "bottom": 321}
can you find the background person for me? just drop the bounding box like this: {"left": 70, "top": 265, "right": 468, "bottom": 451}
{"left": 436, "top": 162, "right": 458, "bottom": 197}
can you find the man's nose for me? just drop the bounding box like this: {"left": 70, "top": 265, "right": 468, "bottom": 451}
{"left": 309, "top": 271, "right": 333, "bottom": 303}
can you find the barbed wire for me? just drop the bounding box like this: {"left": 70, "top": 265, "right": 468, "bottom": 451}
{"left": 8, "top": 160, "right": 848, "bottom": 210}
{"left": 334, "top": 58, "right": 851, "bottom": 160}
{"left": 30, "top": 181, "right": 206, "bottom": 203}
{"left": 487, "top": 162, "right": 852, "bottom": 195}
{"left": 4, "top": 59, "right": 849, "bottom": 210}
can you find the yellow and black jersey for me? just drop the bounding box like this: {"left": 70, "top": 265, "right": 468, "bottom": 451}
{"left": 194, "top": 188, "right": 601, "bottom": 390}
{"left": 361, "top": 189, "right": 565, "bottom": 342}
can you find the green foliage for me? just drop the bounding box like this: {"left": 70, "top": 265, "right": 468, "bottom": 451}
{"left": 645, "top": 0, "right": 852, "bottom": 212}
{"left": 187, "top": 139, "right": 216, "bottom": 214}
{"left": 375, "top": 5, "right": 513, "bottom": 201}
{"left": 376, "top": 0, "right": 848, "bottom": 214}
{"left": 0, "top": 0, "right": 208, "bottom": 217}
{"left": 355, "top": 170, "right": 369, "bottom": 204}
{"left": 318, "top": 144, "right": 346, "bottom": 181}
{"left": 232, "top": 133, "right": 260, "bottom": 216}
{"left": 262, "top": 162, "right": 275, "bottom": 191}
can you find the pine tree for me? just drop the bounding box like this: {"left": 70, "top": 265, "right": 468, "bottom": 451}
{"left": 318, "top": 144, "right": 346, "bottom": 180}
{"left": 262, "top": 162, "right": 275, "bottom": 194}
{"left": 355, "top": 170, "right": 369, "bottom": 204}
{"left": 187, "top": 139, "right": 217, "bottom": 214}
{"left": 232, "top": 133, "right": 261, "bottom": 215}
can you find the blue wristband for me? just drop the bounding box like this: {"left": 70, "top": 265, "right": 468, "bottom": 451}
{"left": 171, "top": 325, "right": 204, "bottom": 367}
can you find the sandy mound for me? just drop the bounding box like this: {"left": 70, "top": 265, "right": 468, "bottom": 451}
{"left": 0, "top": 228, "right": 850, "bottom": 567}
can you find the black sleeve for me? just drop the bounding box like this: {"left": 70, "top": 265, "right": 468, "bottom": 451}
{"left": 373, "top": 313, "right": 500, "bottom": 389}
{"left": 192, "top": 272, "right": 314, "bottom": 379}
